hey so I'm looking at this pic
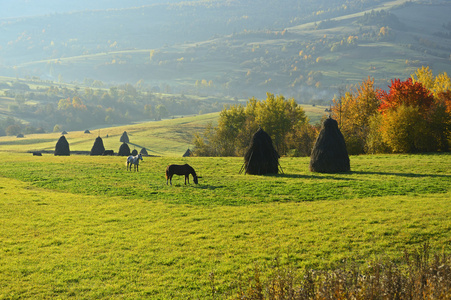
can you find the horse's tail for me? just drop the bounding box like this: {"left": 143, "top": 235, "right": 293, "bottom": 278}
{"left": 165, "top": 165, "right": 170, "bottom": 180}
{"left": 125, "top": 155, "right": 132, "bottom": 166}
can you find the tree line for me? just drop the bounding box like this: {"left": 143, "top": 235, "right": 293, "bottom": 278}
{"left": 193, "top": 66, "right": 451, "bottom": 156}
{"left": 333, "top": 66, "right": 450, "bottom": 154}
{"left": 193, "top": 93, "right": 318, "bottom": 157}
{"left": 0, "top": 80, "right": 234, "bottom": 136}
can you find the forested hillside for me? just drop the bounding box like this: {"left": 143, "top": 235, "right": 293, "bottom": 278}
{"left": 0, "top": 0, "right": 450, "bottom": 134}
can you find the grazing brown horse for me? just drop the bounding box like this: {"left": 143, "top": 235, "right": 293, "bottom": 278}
{"left": 165, "top": 164, "right": 198, "bottom": 185}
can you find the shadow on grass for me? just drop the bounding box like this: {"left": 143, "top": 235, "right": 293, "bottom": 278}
{"left": 194, "top": 184, "right": 225, "bottom": 190}
{"left": 268, "top": 170, "right": 450, "bottom": 180}
{"left": 127, "top": 142, "right": 163, "bottom": 156}
{"left": 351, "top": 170, "right": 451, "bottom": 179}
{"left": 270, "top": 173, "right": 354, "bottom": 180}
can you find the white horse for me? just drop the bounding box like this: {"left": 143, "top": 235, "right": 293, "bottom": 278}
{"left": 126, "top": 153, "right": 143, "bottom": 171}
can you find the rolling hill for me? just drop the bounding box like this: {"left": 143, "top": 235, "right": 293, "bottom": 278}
{"left": 0, "top": 103, "right": 328, "bottom": 155}
{"left": 0, "top": 0, "right": 450, "bottom": 133}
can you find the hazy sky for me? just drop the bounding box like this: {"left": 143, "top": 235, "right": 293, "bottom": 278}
{"left": 0, "top": 0, "right": 185, "bottom": 19}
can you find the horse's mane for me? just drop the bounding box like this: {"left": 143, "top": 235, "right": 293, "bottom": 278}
{"left": 184, "top": 164, "right": 196, "bottom": 176}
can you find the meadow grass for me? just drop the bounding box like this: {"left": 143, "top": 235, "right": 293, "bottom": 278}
{"left": 0, "top": 152, "right": 450, "bottom": 298}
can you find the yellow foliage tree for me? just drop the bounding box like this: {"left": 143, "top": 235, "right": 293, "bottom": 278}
{"left": 411, "top": 66, "right": 451, "bottom": 96}
{"left": 411, "top": 66, "right": 434, "bottom": 90}
{"left": 433, "top": 72, "right": 451, "bottom": 95}
{"left": 331, "top": 77, "right": 381, "bottom": 154}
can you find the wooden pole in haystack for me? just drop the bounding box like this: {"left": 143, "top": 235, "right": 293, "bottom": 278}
{"left": 241, "top": 128, "right": 281, "bottom": 175}
{"left": 309, "top": 117, "right": 350, "bottom": 173}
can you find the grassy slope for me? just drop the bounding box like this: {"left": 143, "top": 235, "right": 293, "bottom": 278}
{"left": 0, "top": 152, "right": 449, "bottom": 298}
{"left": 0, "top": 113, "right": 218, "bottom": 156}
{"left": 0, "top": 105, "right": 327, "bottom": 155}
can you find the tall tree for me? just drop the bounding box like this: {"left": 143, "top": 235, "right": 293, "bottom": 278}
{"left": 331, "top": 77, "right": 381, "bottom": 154}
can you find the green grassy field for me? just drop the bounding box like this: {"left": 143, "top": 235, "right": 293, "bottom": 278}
{"left": 0, "top": 151, "right": 450, "bottom": 298}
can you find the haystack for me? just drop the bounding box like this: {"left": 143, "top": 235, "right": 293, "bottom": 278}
{"left": 55, "top": 135, "right": 70, "bottom": 156}
{"left": 118, "top": 142, "right": 131, "bottom": 156}
{"left": 309, "top": 117, "right": 350, "bottom": 173}
{"left": 90, "top": 136, "right": 105, "bottom": 156}
{"left": 120, "top": 131, "right": 129, "bottom": 143}
{"left": 131, "top": 149, "right": 138, "bottom": 156}
{"left": 140, "top": 148, "right": 148, "bottom": 156}
{"left": 242, "top": 128, "right": 280, "bottom": 175}
{"left": 84, "top": 130, "right": 91, "bottom": 134}
{"left": 183, "top": 148, "right": 193, "bottom": 157}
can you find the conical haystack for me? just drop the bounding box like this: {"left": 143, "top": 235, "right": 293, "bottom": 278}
{"left": 90, "top": 136, "right": 105, "bottom": 156}
{"left": 131, "top": 149, "right": 138, "bottom": 156}
{"left": 309, "top": 117, "right": 350, "bottom": 173}
{"left": 183, "top": 148, "right": 193, "bottom": 157}
{"left": 140, "top": 148, "right": 148, "bottom": 156}
{"left": 55, "top": 135, "right": 70, "bottom": 156}
{"left": 118, "top": 142, "right": 131, "bottom": 156}
{"left": 242, "top": 128, "right": 280, "bottom": 175}
{"left": 120, "top": 131, "right": 129, "bottom": 143}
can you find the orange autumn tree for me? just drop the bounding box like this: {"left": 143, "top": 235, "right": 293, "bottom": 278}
{"left": 378, "top": 78, "right": 450, "bottom": 152}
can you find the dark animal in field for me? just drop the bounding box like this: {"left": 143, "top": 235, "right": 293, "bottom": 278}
{"left": 126, "top": 153, "right": 143, "bottom": 171}
{"left": 32, "top": 152, "right": 42, "bottom": 156}
{"left": 165, "top": 164, "right": 198, "bottom": 185}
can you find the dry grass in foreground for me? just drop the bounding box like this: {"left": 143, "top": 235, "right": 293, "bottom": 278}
{"left": 229, "top": 243, "right": 450, "bottom": 299}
